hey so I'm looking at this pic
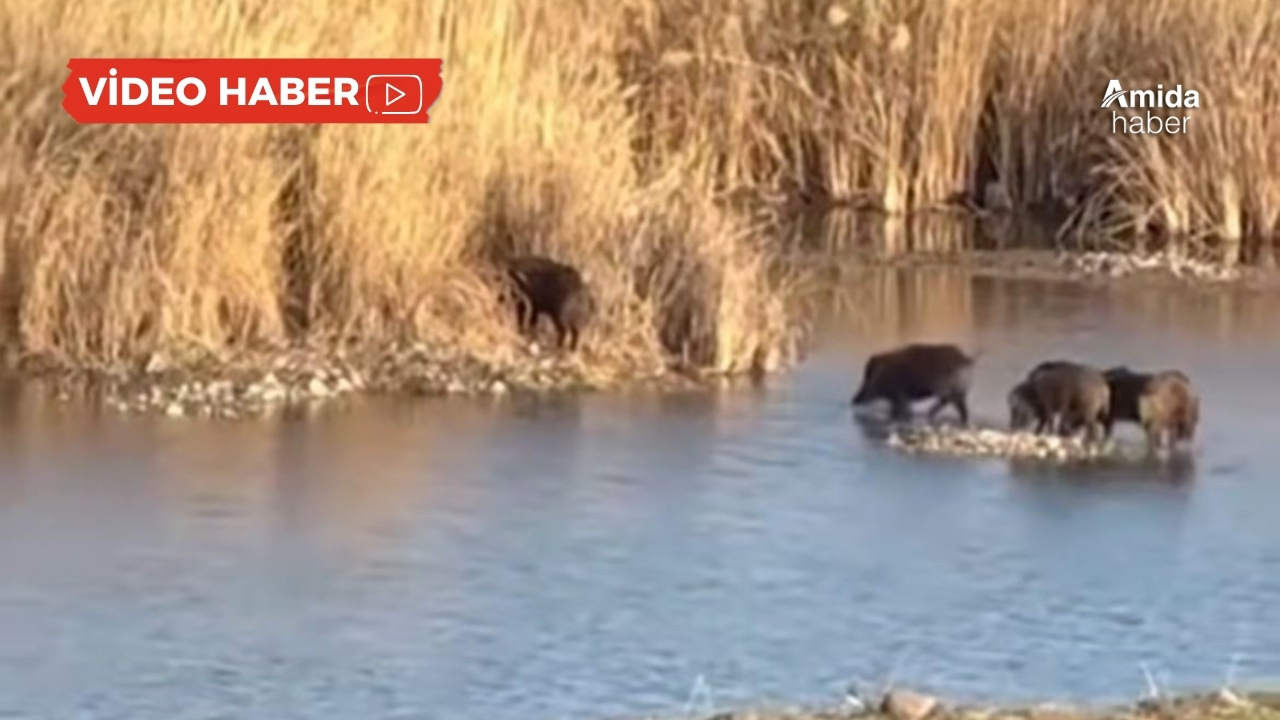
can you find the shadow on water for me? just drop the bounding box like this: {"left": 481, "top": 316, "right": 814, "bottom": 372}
{"left": 3, "top": 214, "right": 1280, "bottom": 720}
{"left": 847, "top": 407, "right": 966, "bottom": 442}
{"left": 1005, "top": 450, "right": 1199, "bottom": 486}
{"left": 780, "top": 208, "right": 1062, "bottom": 258}
{"left": 849, "top": 410, "right": 894, "bottom": 443}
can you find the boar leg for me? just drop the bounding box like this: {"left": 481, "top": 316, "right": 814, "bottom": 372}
{"left": 949, "top": 392, "right": 970, "bottom": 426}
{"left": 925, "top": 397, "right": 947, "bottom": 423}
{"left": 1141, "top": 418, "right": 1164, "bottom": 453}
{"left": 888, "top": 396, "right": 912, "bottom": 422}
{"left": 551, "top": 315, "right": 571, "bottom": 351}
{"left": 925, "top": 391, "right": 969, "bottom": 426}
{"left": 1101, "top": 413, "right": 1116, "bottom": 439}
{"left": 1086, "top": 415, "right": 1107, "bottom": 446}
{"left": 513, "top": 296, "right": 535, "bottom": 335}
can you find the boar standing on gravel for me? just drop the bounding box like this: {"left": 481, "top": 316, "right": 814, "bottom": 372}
{"left": 1007, "top": 360, "right": 1078, "bottom": 434}
{"left": 1007, "top": 380, "right": 1044, "bottom": 434}
{"left": 850, "top": 343, "right": 978, "bottom": 425}
{"left": 1103, "top": 366, "right": 1199, "bottom": 450}
{"left": 1009, "top": 360, "right": 1111, "bottom": 444}
{"left": 505, "top": 255, "right": 595, "bottom": 352}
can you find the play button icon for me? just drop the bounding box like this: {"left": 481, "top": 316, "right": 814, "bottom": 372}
{"left": 365, "top": 74, "right": 426, "bottom": 116}
{"left": 385, "top": 82, "right": 406, "bottom": 107}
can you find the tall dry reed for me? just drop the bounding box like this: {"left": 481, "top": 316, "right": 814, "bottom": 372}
{"left": 622, "top": 0, "right": 1280, "bottom": 260}
{"left": 0, "top": 0, "right": 799, "bottom": 375}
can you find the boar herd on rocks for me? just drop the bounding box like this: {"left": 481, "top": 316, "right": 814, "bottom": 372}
{"left": 851, "top": 343, "right": 1200, "bottom": 454}
{"left": 492, "top": 257, "right": 1201, "bottom": 457}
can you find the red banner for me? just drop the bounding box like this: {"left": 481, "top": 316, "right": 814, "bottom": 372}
{"left": 61, "top": 58, "right": 444, "bottom": 124}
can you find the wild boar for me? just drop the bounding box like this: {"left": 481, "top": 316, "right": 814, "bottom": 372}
{"left": 1101, "top": 365, "right": 1149, "bottom": 436}
{"left": 1007, "top": 379, "right": 1045, "bottom": 434}
{"left": 1103, "top": 366, "right": 1200, "bottom": 450}
{"left": 850, "top": 343, "right": 978, "bottom": 425}
{"left": 505, "top": 255, "right": 595, "bottom": 352}
{"left": 1011, "top": 360, "right": 1111, "bottom": 444}
{"left": 1139, "top": 370, "right": 1200, "bottom": 449}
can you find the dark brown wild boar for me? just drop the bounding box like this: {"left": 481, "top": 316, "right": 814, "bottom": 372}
{"left": 850, "top": 343, "right": 978, "bottom": 425}
{"left": 1009, "top": 360, "right": 1086, "bottom": 434}
{"left": 1103, "top": 366, "right": 1200, "bottom": 451}
{"left": 1007, "top": 360, "right": 1081, "bottom": 430}
{"left": 505, "top": 255, "right": 596, "bottom": 352}
{"left": 1101, "top": 365, "right": 1150, "bottom": 436}
{"left": 1011, "top": 360, "right": 1111, "bottom": 444}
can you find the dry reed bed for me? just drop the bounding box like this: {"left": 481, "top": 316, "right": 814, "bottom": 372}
{"left": 629, "top": 0, "right": 1280, "bottom": 260}
{"left": 0, "top": 0, "right": 1278, "bottom": 405}
{"left": 0, "top": 0, "right": 801, "bottom": 400}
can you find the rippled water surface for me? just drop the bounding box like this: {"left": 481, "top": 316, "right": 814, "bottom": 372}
{"left": 3, "top": 268, "right": 1280, "bottom": 720}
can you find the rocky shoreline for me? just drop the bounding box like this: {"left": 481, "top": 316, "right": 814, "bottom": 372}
{"left": 26, "top": 339, "right": 682, "bottom": 421}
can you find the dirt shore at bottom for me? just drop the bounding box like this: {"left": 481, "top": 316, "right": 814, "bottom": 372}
{"left": 653, "top": 690, "right": 1280, "bottom": 720}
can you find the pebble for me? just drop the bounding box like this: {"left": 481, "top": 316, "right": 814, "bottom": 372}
{"left": 144, "top": 352, "right": 169, "bottom": 374}
{"left": 883, "top": 690, "right": 940, "bottom": 720}
{"left": 1215, "top": 689, "right": 1247, "bottom": 707}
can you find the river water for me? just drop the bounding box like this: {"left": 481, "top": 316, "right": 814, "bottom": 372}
{"left": 2, "top": 267, "right": 1280, "bottom": 720}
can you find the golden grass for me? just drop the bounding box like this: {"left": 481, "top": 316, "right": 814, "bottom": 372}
{"left": 1036, "top": 0, "right": 1280, "bottom": 266}
{"left": 0, "top": 0, "right": 800, "bottom": 376}
{"left": 1, "top": 0, "right": 1278, "bottom": 374}
{"left": 625, "top": 0, "right": 1280, "bottom": 257}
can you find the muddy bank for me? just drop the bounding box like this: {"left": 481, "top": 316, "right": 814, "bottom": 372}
{"left": 660, "top": 688, "right": 1280, "bottom": 720}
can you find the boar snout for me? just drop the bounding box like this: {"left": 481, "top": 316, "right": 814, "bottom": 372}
{"left": 1007, "top": 383, "right": 1038, "bottom": 432}
{"left": 851, "top": 385, "right": 873, "bottom": 405}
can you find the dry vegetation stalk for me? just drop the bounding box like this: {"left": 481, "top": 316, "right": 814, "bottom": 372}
{"left": 623, "top": 0, "right": 1280, "bottom": 258}
{"left": 0, "top": 0, "right": 799, "bottom": 378}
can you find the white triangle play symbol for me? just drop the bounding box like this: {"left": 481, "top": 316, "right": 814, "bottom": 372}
{"left": 385, "top": 83, "right": 406, "bottom": 107}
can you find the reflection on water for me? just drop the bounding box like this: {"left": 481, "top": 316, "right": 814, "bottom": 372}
{"left": 781, "top": 209, "right": 1061, "bottom": 257}
{"left": 3, "top": 263, "right": 1280, "bottom": 720}
{"left": 1005, "top": 452, "right": 1199, "bottom": 486}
